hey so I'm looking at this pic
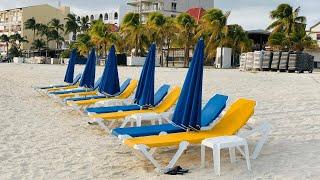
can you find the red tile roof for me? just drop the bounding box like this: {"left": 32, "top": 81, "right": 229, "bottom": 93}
{"left": 187, "top": 7, "right": 206, "bottom": 23}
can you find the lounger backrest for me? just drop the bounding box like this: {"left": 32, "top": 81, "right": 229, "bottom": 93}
{"left": 154, "top": 84, "right": 170, "bottom": 106}
{"left": 200, "top": 94, "right": 228, "bottom": 127}
{"left": 72, "top": 73, "right": 82, "bottom": 85}
{"left": 154, "top": 87, "right": 181, "bottom": 113}
{"left": 93, "top": 77, "right": 102, "bottom": 90}
{"left": 117, "top": 80, "right": 138, "bottom": 99}
{"left": 208, "top": 98, "right": 256, "bottom": 135}
{"left": 120, "top": 79, "right": 131, "bottom": 92}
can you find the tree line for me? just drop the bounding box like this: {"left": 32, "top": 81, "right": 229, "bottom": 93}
{"left": 1, "top": 4, "right": 316, "bottom": 65}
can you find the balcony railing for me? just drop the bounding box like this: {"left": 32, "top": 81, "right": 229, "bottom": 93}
{"left": 133, "top": 5, "right": 164, "bottom": 13}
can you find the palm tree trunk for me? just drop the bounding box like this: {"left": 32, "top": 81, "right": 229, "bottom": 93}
{"left": 46, "top": 38, "right": 49, "bottom": 62}
{"left": 6, "top": 42, "right": 8, "bottom": 57}
{"left": 33, "top": 29, "right": 36, "bottom": 41}
{"left": 184, "top": 44, "right": 189, "bottom": 67}
{"left": 135, "top": 34, "right": 138, "bottom": 56}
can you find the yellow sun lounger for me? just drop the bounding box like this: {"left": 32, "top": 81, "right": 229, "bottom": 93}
{"left": 122, "top": 98, "right": 271, "bottom": 173}
{"left": 89, "top": 87, "right": 181, "bottom": 129}
{"left": 57, "top": 89, "right": 98, "bottom": 99}
{"left": 67, "top": 80, "right": 138, "bottom": 110}
{"left": 46, "top": 84, "right": 79, "bottom": 92}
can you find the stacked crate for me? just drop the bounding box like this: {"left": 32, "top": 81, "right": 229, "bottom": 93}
{"left": 271, "top": 51, "right": 281, "bottom": 70}
{"left": 245, "top": 52, "right": 254, "bottom": 71}
{"left": 253, "top": 51, "right": 263, "bottom": 71}
{"left": 261, "top": 51, "right": 273, "bottom": 70}
{"left": 288, "top": 52, "right": 314, "bottom": 73}
{"left": 279, "top": 52, "right": 290, "bottom": 71}
{"left": 239, "top": 53, "right": 247, "bottom": 71}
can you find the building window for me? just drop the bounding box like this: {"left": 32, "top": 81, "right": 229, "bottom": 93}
{"left": 90, "top": 15, "right": 94, "bottom": 21}
{"left": 99, "top": 14, "right": 103, "bottom": 20}
{"left": 317, "top": 33, "right": 320, "bottom": 40}
{"left": 171, "top": 2, "right": 177, "bottom": 11}
{"left": 104, "top": 13, "right": 108, "bottom": 20}
{"left": 114, "top": 12, "right": 118, "bottom": 20}
{"left": 153, "top": 3, "right": 159, "bottom": 10}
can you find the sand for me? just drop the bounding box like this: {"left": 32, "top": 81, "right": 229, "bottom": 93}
{"left": 0, "top": 63, "right": 319, "bottom": 179}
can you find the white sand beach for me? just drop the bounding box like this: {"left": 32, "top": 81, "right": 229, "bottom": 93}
{"left": 0, "top": 63, "right": 319, "bottom": 179}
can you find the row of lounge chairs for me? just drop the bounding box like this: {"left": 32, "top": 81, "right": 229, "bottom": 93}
{"left": 34, "top": 41, "right": 271, "bottom": 174}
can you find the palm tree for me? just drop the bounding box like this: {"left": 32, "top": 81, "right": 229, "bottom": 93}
{"left": 196, "top": 8, "right": 230, "bottom": 61}
{"left": 89, "top": 20, "right": 113, "bottom": 57}
{"left": 78, "top": 16, "right": 90, "bottom": 33}
{"left": 65, "top": 13, "right": 79, "bottom": 41}
{"left": 162, "top": 17, "right": 177, "bottom": 66}
{"left": 37, "top": 24, "right": 51, "bottom": 47}
{"left": 109, "top": 32, "right": 126, "bottom": 53}
{"left": 268, "top": 32, "right": 289, "bottom": 50}
{"left": 9, "top": 33, "right": 28, "bottom": 51}
{"left": 50, "top": 18, "right": 64, "bottom": 33}
{"left": 37, "top": 23, "right": 53, "bottom": 59}
{"left": 73, "top": 33, "right": 93, "bottom": 56}
{"left": 146, "top": 12, "right": 167, "bottom": 66}
{"left": 224, "top": 24, "right": 252, "bottom": 65}
{"left": 289, "top": 29, "right": 317, "bottom": 51}
{"left": 121, "top": 13, "right": 145, "bottom": 56}
{"left": 49, "top": 29, "right": 65, "bottom": 49}
{"left": 0, "top": 34, "right": 10, "bottom": 56}
{"left": 175, "top": 13, "right": 197, "bottom": 67}
{"left": 31, "top": 39, "right": 46, "bottom": 51}
{"left": 267, "top": 4, "right": 306, "bottom": 36}
{"left": 24, "top": 17, "right": 39, "bottom": 41}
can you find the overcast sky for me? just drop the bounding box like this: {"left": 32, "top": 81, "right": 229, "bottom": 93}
{"left": 0, "top": 0, "right": 319, "bottom": 30}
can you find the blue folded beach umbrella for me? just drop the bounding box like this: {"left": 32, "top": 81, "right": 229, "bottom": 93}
{"left": 79, "top": 48, "right": 96, "bottom": 88}
{"left": 98, "top": 45, "right": 120, "bottom": 95}
{"left": 64, "top": 49, "right": 77, "bottom": 83}
{"left": 171, "top": 38, "right": 205, "bottom": 130}
{"left": 134, "top": 43, "right": 156, "bottom": 106}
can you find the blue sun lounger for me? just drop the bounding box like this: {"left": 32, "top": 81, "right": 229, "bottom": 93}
{"left": 64, "top": 78, "right": 132, "bottom": 102}
{"left": 85, "top": 84, "right": 170, "bottom": 114}
{"left": 111, "top": 94, "right": 228, "bottom": 138}
{"left": 36, "top": 73, "right": 82, "bottom": 89}
{"left": 49, "top": 77, "right": 102, "bottom": 95}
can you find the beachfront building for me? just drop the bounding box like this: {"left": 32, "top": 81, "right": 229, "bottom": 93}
{"left": 77, "top": 6, "right": 127, "bottom": 26}
{"left": 0, "top": 4, "right": 70, "bottom": 55}
{"left": 307, "top": 22, "right": 320, "bottom": 68}
{"left": 127, "top": 0, "right": 215, "bottom": 22}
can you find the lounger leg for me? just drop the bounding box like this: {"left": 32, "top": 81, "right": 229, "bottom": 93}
{"left": 134, "top": 144, "right": 163, "bottom": 172}
{"left": 244, "top": 142, "right": 251, "bottom": 171}
{"left": 120, "top": 117, "right": 131, "bottom": 128}
{"left": 237, "top": 122, "right": 271, "bottom": 159}
{"left": 165, "top": 141, "right": 189, "bottom": 171}
{"left": 213, "top": 145, "right": 221, "bottom": 176}
{"left": 134, "top": 141, "right": 189, "bottom": 173}
{"left": 201, "top": 145, "right": 205, "bottom": 168}
{"left": 90, "top": 118, "right": 110, "bottom": 132}
{"left": 229, "top": 147, "right": 236, "bottom": 163}
{"left": 251, "top": 123, "right": 271, "bottom": 159}
{"left": 149, "top": 133, "right": 167, "bottom": 155}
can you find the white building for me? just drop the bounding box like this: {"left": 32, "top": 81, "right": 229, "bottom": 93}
{"left": 77, "top": 5, "right": 128, "bottom": 26}
{"left": 307, "top": 22, "right": 320, "bottom": 67}
{"left": 308, "top": 22, "right": 320, "bottom": 47}
{"left": 127, "top": 0, "right": 215, "bottom": 22}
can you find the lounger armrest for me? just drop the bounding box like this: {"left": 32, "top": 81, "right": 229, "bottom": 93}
{"left": 94, "top": 98, "right": 132, "bottom": 107}
{"left": 160, "top": 111, "right": 174, "bottom": 123}
{"left": 118, "top": 134, "right": 132, "bottom": 142}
